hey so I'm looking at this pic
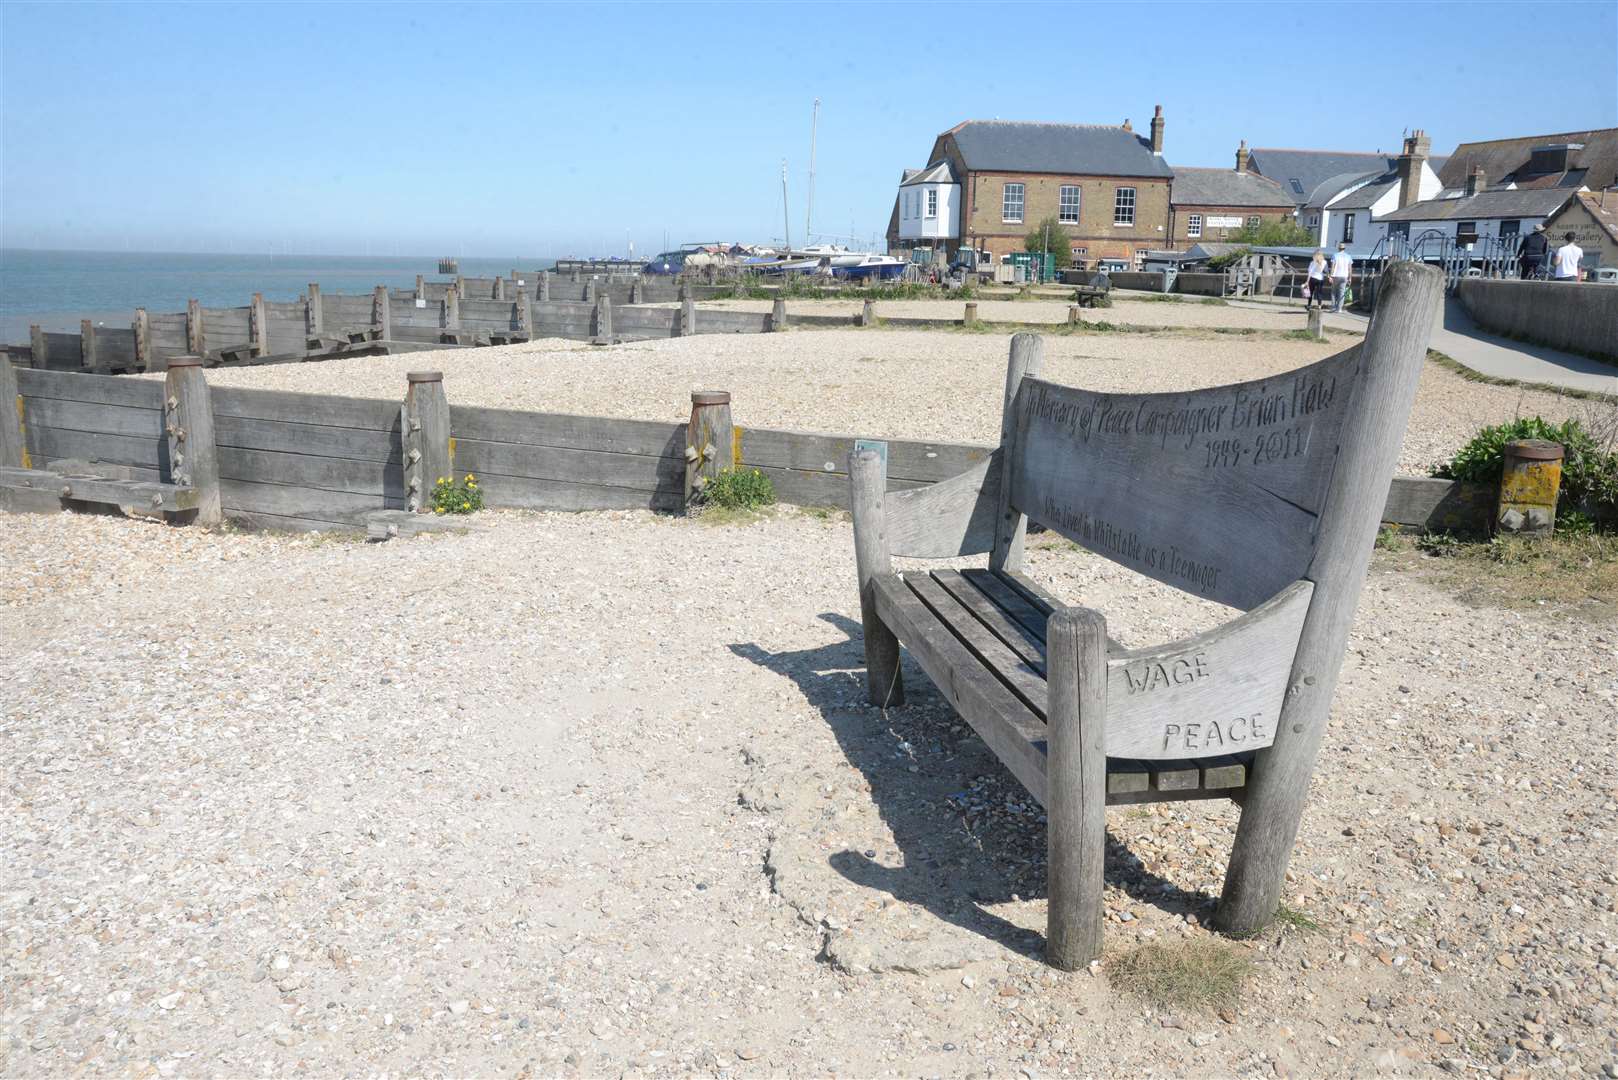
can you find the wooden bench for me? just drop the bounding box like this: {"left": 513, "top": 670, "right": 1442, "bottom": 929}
{"left": 1072, "top": 283, "right": 1109, "bottom": 307}
{"left": 849, "top": 262, "right": 1443, "bottom": 969}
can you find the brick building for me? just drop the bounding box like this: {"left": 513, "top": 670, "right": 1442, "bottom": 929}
{"left": 1167, "top": 142, "right": 1296, "bottom": 248}
{"left": 890, "top": 107, "right": 1175, "bottom": 270}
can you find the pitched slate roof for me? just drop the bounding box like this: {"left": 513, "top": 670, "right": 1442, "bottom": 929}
{"left": 900, "top": 161, "right": 954, "bottom": 186}
{"left": 944, "top": 120, "right": 1173, "bottom": 179}
{"left": 1328, "top": 174, "right": 1400, "bottom": 211}
{"left": 1565, "top": 191, "right": 1618, "bottom": 245}
{"left": 1380, "top": 187, "right": 1574, "bottom": 222}
{"left": 1247, "top": 149, "right": 1396, "bottom": 204}
{"left": 1170, "top": 167, "right": 1294, "bottom": 208}
{"left": 1439, "top": 129, "right": 1618, "bottom": 190}
{"left": 1303, "top": 171, "right": 1381, "bottom": 210}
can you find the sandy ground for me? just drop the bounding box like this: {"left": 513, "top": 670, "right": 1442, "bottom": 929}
{"left": 2, "top": 508, "right": 1614, "bottom": 1078}
{"left": 182, "top": 325, "right": 1593, "bottom": 477}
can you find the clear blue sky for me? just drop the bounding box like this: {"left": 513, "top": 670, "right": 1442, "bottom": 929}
{"left": 3, "top": 1, "right": 1615, "bottom": 258}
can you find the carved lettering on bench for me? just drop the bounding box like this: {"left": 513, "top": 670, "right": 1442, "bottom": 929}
{"left": 1122, "top": 653, "right": 1210, "bottom": 695}
{"left": 1161, "top": 712, "right": 1268, "bottom": 753}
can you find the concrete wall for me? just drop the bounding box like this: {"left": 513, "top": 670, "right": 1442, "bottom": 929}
{"left": 1457, "top": 279, "right": 1618, "bottom": 362}
{"left": 1109, "top": 271, "right": 1170, "bottom": 292}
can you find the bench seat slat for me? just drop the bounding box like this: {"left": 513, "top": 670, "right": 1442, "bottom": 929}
{"left": 931, "top": 569, "right": 1048, "bottom": 673}
{"left": 907, "top": 572, "right": 1050, "bottom": 719}
{"left": 961, "top": 568, "right": 1053, "bottom": 643}
{"left": 871, "top": 573, "right": 1051, "bottom": 805}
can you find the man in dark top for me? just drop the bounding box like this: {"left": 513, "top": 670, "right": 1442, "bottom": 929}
{"left": 1518, "top": 224, "right": 1549, "bottom": 279}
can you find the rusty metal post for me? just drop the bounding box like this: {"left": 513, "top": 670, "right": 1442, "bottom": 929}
{"left": 1496, "top": 439, "right": 1563, "bottom": 538}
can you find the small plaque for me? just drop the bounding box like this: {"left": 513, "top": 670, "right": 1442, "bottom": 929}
{"left": 854, "top": 438, "right": 888, "bottom": 467}
{"left": 414, "top": 298, "right": 427, "bottom": 308}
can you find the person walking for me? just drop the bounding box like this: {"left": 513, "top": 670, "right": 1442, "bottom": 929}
{"left": 1329, "top": 242, "right": 1353, "bottom": 312}
{"left": 1304, "top": 249, "right": 1328, "bottom": 310}
{"left": 1518, "top": 224, "right": 1549, "bottom": 279}
{"left": 1553, "top": 232, "right": 1585, "bottom": 281}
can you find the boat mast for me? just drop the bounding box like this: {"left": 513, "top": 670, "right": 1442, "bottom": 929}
{"left": 781, "top": 160, "right": 792, "bottom": 255}
{"left": 806, "top": 98, "right": 819, "bottom": 243}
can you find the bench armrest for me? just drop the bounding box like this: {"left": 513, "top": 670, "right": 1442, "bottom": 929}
{"left": 882, "top": 448, "right": 1002, "bottom": 559}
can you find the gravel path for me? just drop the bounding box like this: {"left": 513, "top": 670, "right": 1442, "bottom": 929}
{"left": 182, "top": 325, "right": 1593, "bottom": 477}
{"left": 700, "top": 297, "right": 1313, "bottom": 331}
{"left": 3, "top": 509, "right": 1614, "bottom": 1077}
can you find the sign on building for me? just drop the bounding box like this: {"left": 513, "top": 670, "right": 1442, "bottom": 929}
{"left": 1207, "top": 216, "right": 1244, "bottom": 228}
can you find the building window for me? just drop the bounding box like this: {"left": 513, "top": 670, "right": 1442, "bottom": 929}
{"left": 1247, "top": 215, "right": 1261, "bottom": 229}
{"left": 1307, "top": 213, "right": 1320, "bottom": 229}
{"left": 1499, "top": 219, "right": 1520, "bottom": 238}
{"left": 926, "top": 189, "right": 937, "bottom": 219}
{"left": 1114, "top": 187, "right": 1136, "bottom": 225}
{"left": 1388, "top": 222, "right": 1409, "bottom": 242}
{"left": 1342, "top": 214, "right": 1355, "bottom": 242}
{"left": 1187, "top": 214, "right": 1202, "bottom": 238}
{"left": 1059, "top": 185, "right": 1081, "bottom": 223}
{"left": 1289, "top": 178, "right": 1305, "bottom": 195}
{"left": 1002, "top": 183, "right": 1024, "bottom": 223}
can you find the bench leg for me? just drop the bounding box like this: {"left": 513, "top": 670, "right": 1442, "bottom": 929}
{"left": 1046, "top": 606, "right": 1108, "bottom": 969}
{"left": 850, "top": 447, "right": 904, "bottom": 708}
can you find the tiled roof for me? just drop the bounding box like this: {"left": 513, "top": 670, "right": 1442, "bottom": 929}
{"left": 1380, "top": 187, "right": 1575, "bottom": 222}
{"left": 1570, "top": 191, "right": 1618, "bottom": 245}
{"left": 1303, "top": 171, "right": 1381, "bottom": 210}
{"left": 900, "top": 161, "right": 955, "bottom": 186}
{"left": 1328, "top": 174, "right": 1400, "bottom": 211}
{"left": 1170, "top": 167, "right": 1294, "bottom": 208}
{"left": 1247, "top": 149, "right": 1396, "bottom": 204}
{"left": 1439, "top": 129, "right": 1618, "bottom": 190}
{"left": 945, "top": 120, "right": 1174, "bottom": 179}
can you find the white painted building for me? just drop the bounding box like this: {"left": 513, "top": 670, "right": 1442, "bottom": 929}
{"left": 1378, "top": 186, "right": 1583, "bottom": 251}
{"left": 1303, "top": 161, "right": 1443, "bottom": 258}
{"left": 895, "top": 161, "right": 960, "bottom": 255}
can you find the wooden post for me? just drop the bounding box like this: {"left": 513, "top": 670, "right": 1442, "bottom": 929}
{"left": 372, "top": 286, "right": 391, "bottom": 341}
{"left": 678, "top": 279, "right": 692, "bottom": 302}
{"left": 186, "top": 299, "right": 206, "bottom": 357}
{"left": 443, "top": 284, "right": 461, "bottom": 335}
{"left": 964, "top": 301, "right": 978, "bottom": 325}
{"left": 860, "top": 299, "right": 875, "bottom": 327}
{"left": 988, "top": 333, "right": 1044, "bottom": 572}
{"left": 630, "top": 279, "right": 644, "bottom": 304}
{"left": 1495, "top": 439, "right": 1562, "bottom": 538}
{"left": 515, "top": 287, "right": 532, "bottom": 335}
{"left": 28, "top": 325, "right": 46, "bottom": 369}
{"left": 454, "top": 275, "right": 465, "bottom": 300}
{"left": 80, "top": 320, "right": 100, "bottom": 373}
{"left": 306, "top": 284, "right": 324, "bottom": 339}
{"left": 493, "top": 276, "right": 505, "bottom": 301}
{"left": 849, "top": 447, "right": 904, "bottom": 708}
{"left": 0, "top": 354, "right": 24, "bottom": 467}
{"left": 770, "top": 296, "right": 787, "bottom": 332}
{"left": 1067, "top": 305, "right": 1080, "bottom": 326}
{"left": 593, "top": 294, "right": 613, "bottom": 345}
{"left": 413, "top": 275, "right": 426, "bottom": 304}
{"left": 584, "top": 278, "right": 597, "bottom": 302}
{"left": 1306, "top": 306, "right": 1323, "bottom": 341}
{"left": 1045, "top": 605, "right": 1108, "bottom": 969}
{"left": 1217, "top": 262, "right": 1444, "bottom": 936}
{"left": 539, "top": 271, "right": 551, "bottom": 302}
{"left": 685, "top": 390, "right": 733, "bottom": 504}
{"left": 678, "top": 296, "right": 696, "bottom": 337}
{"left": 163, "top": 357, "right": 222, "bottom": 525}
{"left": 133, "top": 309, "right": 152, "bottom": 371}
{"left": 250, "top": 292, "right": 269, "bottom": 356}
{"left": 403, "top": 371, "right": 452, "bottom": 513}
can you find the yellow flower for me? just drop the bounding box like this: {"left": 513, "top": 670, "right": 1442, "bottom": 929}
{"left": 465, "top": 474, "right": 475, "bottom": 482}
{"left": 434, "top": 507, "right": 444, "bottom": 514}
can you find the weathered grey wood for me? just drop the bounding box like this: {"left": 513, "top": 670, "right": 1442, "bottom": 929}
{"left": 1045, "top": 605, "right": 1108, "bottom": 970}
{"left": 79, "top": 321, "right": 100, "bottom": 373}
{"left": 592, "top": 295, "right": 613, "bottom": 345}
{"left": 964, "top": 302, "right": 979, "bottom": 325}
{"left": 186, "top": 299, "right": 206, "bottom": 355}
{"left": 1011, "top": 344, "right": 1362, "bottom": 611}
{"left": 29, "top": 325, "right": 46, "bottom": 369}
{"left": 678, "top": 297, "right": 696, "bottom": 337}
{"left": 306, "top": 284, "right": 323, "bottom": 337}
{"left": 861, "top": 299, "right": 875, "bottom": 326}
{"left": 250, "top": 293, "right": 269, "bottom": 356}
{"left": 214, "top": 414, "right": 400, "bottom": 463}
{"left": 0, "top": 358, "right": 24, "bottom": 467}
{"left": 886, "top": 452, "right": 1000, "bottom": 558}
{"left": 163, "top": 358, "right": 221, "bottom": 525}
{"left": 0, "top": 466, "right": 197, "bottom": 512}
{"left": 449, "top": 404, "right": 682, "bottom": 458}
{"left": 931, "top": 569, "right": 1047, "bottom": 672}
{"left": 20, "top": 396, "right": 162, "bottom": 438}
{"left": 453, "top": 438, "right": 680, "bottom": 492}
{"left": 211, "top": 385, "right": 400, "bottom": 430}
{"left": 133, "top": 309, "right": 152, "bottom": 371}
{"left": 871, "top": 573, "right": 1046, "bottom": 798}
{"left": 686, "top": 391, "right": 734, "bottom": 502}
{"left": 23, "top": 426, "right": 162, "bottom": 472}
{"left": 852, "top": 449, "right": 904, "bottom": 707}
{"left": 1382, "top": 475, "right": 1492, "bottom": 532}
{"left": 373, "top": 286, "right": 392, "bottom": 341}
{"left": 770, "top": 297, "right": 787, "bottom": 332}
{"left": 403, "top": 372, "right": 451, "bottom": 512}
{"left": 1067, "top": 305, "right": 1080, "bottom": 326}
{"left": 738, "top": 428, "right": 988, "bottom": 485}
{"left": 538, "top": 271, "right": 550, "bottom": 302}
{"left": 908, "top": 572, "right": 1046, "bottom": 714}
{"left": 443, "top": 286, "right": 461, "bottom": 332}
{"left": 466, "top": 471, "right": 684, "bottom": 513}
{"left": 1217, "top": 261, "right": 1444, "bottom": 936}
{"left": 515, "top": 288, "right": 531, "bottom": 335}
{"left": 219, "top": 477, "right": 396, "bottom": 525}
{"left": 493, "top": 276, "right": 505, "bottom": 301}
{"left": 1307, "top": 306, "right": 1323, "bottom": 341}
{"left": 215, "top": 444, "right": 402, "bottom": 497}
{"left": 989, "top": 333, "right": 1043, "bottom": 573}
{"left": 1104, "top": 580, "right": 1312, "bottom": 760}
{"left": 414, "top": 275, "right": 426, "bottom": 303}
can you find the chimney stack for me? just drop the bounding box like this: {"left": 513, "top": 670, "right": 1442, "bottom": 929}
{"left": 1396, "top": 128, "right": 1431, "bottom": 210}
{"left": 1466, "top": 164, "right": 1486, "bottom": 197}
{"left": 1122, "top": 118, "right": 1132, "bottom": 133}
{"left": 1235, "top": 140, "right": 1249, "bottom": 173}
{"left": 1150, "top": 104, "right": 1164, "bottom": 155}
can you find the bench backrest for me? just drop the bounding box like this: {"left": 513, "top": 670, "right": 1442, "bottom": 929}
{"left": 1008, "top": 346, "right": 1362, "bottom": 610}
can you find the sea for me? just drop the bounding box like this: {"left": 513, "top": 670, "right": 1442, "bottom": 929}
{"left": 0, "top": 249, "right": 560, "bottom": 344}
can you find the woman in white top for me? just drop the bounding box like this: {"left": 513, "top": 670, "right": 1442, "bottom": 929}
{"left": 1304, "top": 249, "right": 1328, "bottom": 309}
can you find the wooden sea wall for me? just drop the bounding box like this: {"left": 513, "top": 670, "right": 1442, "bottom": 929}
{"left": 8, "top": 366, "right": 1493, "bottom": 536}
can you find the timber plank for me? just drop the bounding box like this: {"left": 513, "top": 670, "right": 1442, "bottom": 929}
{"left": 906, "top": 572, "right": 1049, "bottom": 718}
{"left": 931, "top": 568, "right": 1046, "bottom": 671}
{"left": 218, "top": 478, "right": 399, "bottom": 524}
{"left": 216, "top": 445, "right": 404, "bottom": 497}
{"left": 25, "top": 425, "right": 163, "bottom": 471}
{"left": 20, "top": 397, "right": 161, "bottom": 439}
{"left": 738, "top": 427, "right": 989, "bottom": 484}
{"left": 213, "top": 415, "right": 400, "bottom": 462}
{"left": 886, "top": 455, "right": 1000, "bottom": 558}
{"left": 18, "top": 368, "right": 165, "bottom": 409}
{"left": 211, "top": 386, "right": 400, "bottom": 430}
{"left": 449, "top": 405, "right": 683, "bottom": 458}
{"left": 467, "top": 472, "right": 683, "bottom": 513}
{"left": 961, "top": 569, "right": 1052, "bottom": 643}
{"left": 453, "top": 438, "right": 681, "bottom": 493}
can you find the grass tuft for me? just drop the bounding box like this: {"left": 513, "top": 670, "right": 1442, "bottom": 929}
{"left": 1106, "top": 937, "right": 1253, "bottom": 1011}
{"left": 1272, "top": 904, "right": 1322, "bottom": 933}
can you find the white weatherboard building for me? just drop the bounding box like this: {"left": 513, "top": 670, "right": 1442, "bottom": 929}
{"left": 1301, "top": 131, "right": 1445, "bottom": 258}
{"left": 895, "top": 162, "right": 959, "bottom": 262}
